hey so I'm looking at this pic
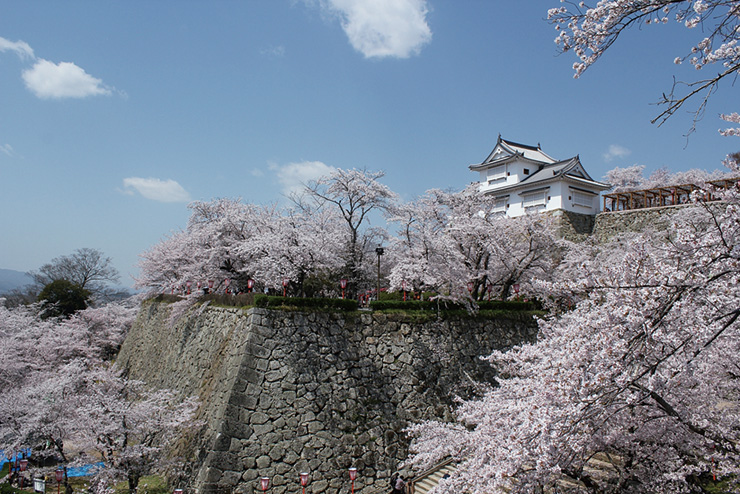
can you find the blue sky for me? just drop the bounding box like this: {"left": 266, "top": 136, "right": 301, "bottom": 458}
{"left": 1, "top": 1, "right": 737, "bottom": 287}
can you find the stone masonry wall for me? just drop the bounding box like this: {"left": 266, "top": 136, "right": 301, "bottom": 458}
{"left": 553, "top": 203, "right": 719, "bottom": 243}
{"left": 591, "top": 204, "right": 695, "bottom": 243}
{"left": 116, "top": 303, "right": 538, "bottom": 494}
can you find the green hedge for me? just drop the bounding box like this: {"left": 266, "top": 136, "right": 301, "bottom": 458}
{"left": 254, "top": 295, "right": 358, "bottom": 311}
{"left": 478, "top": 299, "right": 542, "bottom": 311}
{"left": 370, "top": 299, "right": 541, "bottom": 311}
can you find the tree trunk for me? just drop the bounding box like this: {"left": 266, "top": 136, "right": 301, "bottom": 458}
{"left": 128, "top": 472, "right": 140, "bottom": 494}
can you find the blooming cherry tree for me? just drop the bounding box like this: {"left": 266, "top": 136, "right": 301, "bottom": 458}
{"left": 301, "top": 168, "right": 398, "bottom": 290}
{"left": 387, "top": 185, "right": 561, "bottom": 301}
{"left": 77, "top": 368, "right": 200, "bottom": 494}
{"left": 407, "top": 185, "right": 740, "bottom": 492}
{"left": 548, "top": 0, "right": 740, "bottom": 128}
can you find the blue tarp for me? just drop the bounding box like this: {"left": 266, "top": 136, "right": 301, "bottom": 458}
{"left": 66, "top": 463, "right": 105, "bottom": 477}
{"left": 0, "top": 448, "right": 32, "bottom": 470}
{"left": 0, "top": 457, "right": 104, "bottom": 478}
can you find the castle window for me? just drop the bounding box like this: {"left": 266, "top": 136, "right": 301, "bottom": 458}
{"left": 573, "top": 191, "right": 593, "bottom": 208}
{"left": 523, "top": 168, "right": 529, "bottom": 175}
{"left": 487, "top": 167, "right": 506, "bottom": 185}
{"left": 522, "top": 191, "right": 546, "bottom": 212}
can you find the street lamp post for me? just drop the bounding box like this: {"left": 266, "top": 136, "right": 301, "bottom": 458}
{"left": 300, "top": 472, "right": 309, "bottom": 494}
{"left": 282, "top": 279, "right": 289, "bottom": 297}
{"left": 225, "top": 278, "right": 231, "bottom": 294}
{"left": 375, "top": 246, "right": 384, "bottom": 301}
{"left": 348, "top": 467, "right": 357, "bottom": 494}
{"left": 247, "top": 279, "right": 255, "bottom": 293}
{"left": 340, "top": 279, "right": 347, "bottom": 299}
{"left": 55, "top": 468, "right": 63, "bottom": 494}
{"left": 260, "top": 476, "right": 270, "bottom": 494}
{"left": 19, "top": 457, "right": 28, "bottom": 489}
{"left": 402, "top": 280, "right": 407, "bottom": 301}
{"left": 173, "top": 489, "right": 183, "bottom": 494}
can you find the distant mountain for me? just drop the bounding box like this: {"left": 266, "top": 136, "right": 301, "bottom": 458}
{"left": 0, "top": 269, "right": 34, "bottom": 295}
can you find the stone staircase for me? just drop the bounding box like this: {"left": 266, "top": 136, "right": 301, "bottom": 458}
{"left": 404, "top": 453, "right": 618, "bottom": 494}
{"left": 408, "top": 459, "right": 457, "bottom": 494}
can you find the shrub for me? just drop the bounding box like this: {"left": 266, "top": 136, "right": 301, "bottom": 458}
{"left": 204, "top": 293, "right": 254, "bottom": 307}
{"left": 370, "top": 299, "right": 542, "bottom": 312}
{"left": 38, "top": 279, "right": 91, "bottom": 318}
{"left": 254, "top": 295, "right": 358, "bottom": 311}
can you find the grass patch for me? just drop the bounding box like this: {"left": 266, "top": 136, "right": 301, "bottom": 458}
{"left": 111, "top": 475, "right": 168, "bottom": 494}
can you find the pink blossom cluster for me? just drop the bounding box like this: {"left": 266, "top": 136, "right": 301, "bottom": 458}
{"left": 0, "top": 300, "right": 200, "bottom": 493}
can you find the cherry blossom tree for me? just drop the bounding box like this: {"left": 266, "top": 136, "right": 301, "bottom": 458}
{"left": 135, "top": 200, "right": 283, "bottom": 294}
{"left": 0, "top": 299, "right": 198, "bottom": 494}
{"left": 386, "top": 190, "right": 456, "bottom": 297}
{"left": 407, "top": 183, "right": 740, "bottom": 492}
{"left": 77, "top": 368, "right": 200, "bottom": 494}
{"left": 237, "top": 206, "right": 344, "bottom": 295}
{"left": 136, "top": 198, "right": 350, "bottom": 296}
{"left": 548, "top": 0, "right": 740, "bottom": 129}
{"left": 605, "top": 164, "right": 731, "bottom": 192}
{"left": 387, "top": 185, "right": 562, "bottom": 302}
{"left": 404, "top": 8, "right": 740, "bottom": 490}
{"left": 300, "top": 168, "right": 398, "bottom": 292}
{"left": 604, "top": 165, "right": 647, "bottom": 192}
{"left": 0, "top": 299, "right": 139, "bottom": 494}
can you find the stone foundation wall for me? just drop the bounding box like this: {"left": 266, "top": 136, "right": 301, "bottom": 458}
{"left": 549, "top": 209, "right": 597, "bottom": 241}
{"left": 592, "top": 203, "right": 700, "bottom": 243}
{"left": 116, "top": 303, "right": 538, "bottom": 494}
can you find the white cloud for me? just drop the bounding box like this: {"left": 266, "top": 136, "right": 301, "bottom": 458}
{"left": 260, "top": 45, "right": 286, "bottom": 57}
{"left": 22, "top": 59, "right": 112, "bottom": 99}
{"left": 320, "top": 0, "right": 432, "bottom": 58}
{"left": 0, "top": 37, "right": 34, "bottom": 60}
{"left": 122, "top": 177, "right": 191, "bottom": 203}
{"left": 0, "top": 37, "right": 115, "bottom": 100}
{"left": 0, "top": 144, "right": 14, "bottom": 157}
{"left": 273, "top": 160, "right": 336, "bottom": 195}
{"left": 603, "top": 144, "right": 631, "bottom": 162}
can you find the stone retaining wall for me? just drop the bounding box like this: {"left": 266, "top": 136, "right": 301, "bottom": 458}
{"left": 116, "top": 303, "right": 538, "bottom": 494}
{"left": 591, "top": 204, "right": 694, "bottom": 243}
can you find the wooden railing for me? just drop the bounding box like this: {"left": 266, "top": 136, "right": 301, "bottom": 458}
{"left": 603, "top": 177, "right": 739, "bottom": 213}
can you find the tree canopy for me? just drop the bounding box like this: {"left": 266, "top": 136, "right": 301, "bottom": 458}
{"left": 37, "top": 279, "right": 91, "bottom": 319}
{"left": 135, "top": 170, "right": 559, "bottom": 303}
{"left": 0, "top": 299, "right": 199, "bottom": 494}
{"left": 31, "top": 248, "right": 121, "bottom": 303}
